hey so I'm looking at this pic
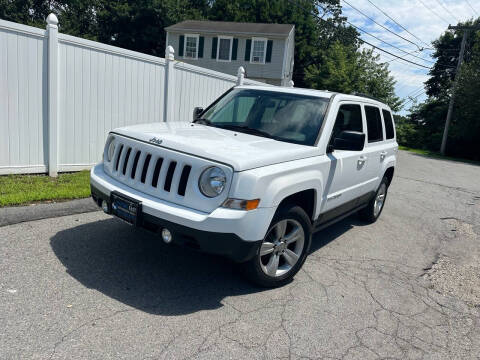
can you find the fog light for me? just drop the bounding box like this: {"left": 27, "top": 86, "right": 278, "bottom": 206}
{"left": 161, "top": 228, "right": 172, "bottom": 244}
{"left": 101, "top": 200, "right": 109, "bottom": 213}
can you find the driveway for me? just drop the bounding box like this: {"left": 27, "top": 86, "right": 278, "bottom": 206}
{"left": 1, "top": 151, "right": 479, "bottom": 359}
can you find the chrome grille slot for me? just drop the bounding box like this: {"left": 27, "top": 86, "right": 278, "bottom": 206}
{"left": 130, "top": 150, "right": 141, "bottom": 179}
{"left": 103, "top": 134, "right": 233, "bottom": 213}
{"left": 114, "top": 145, "right": 123, "bottom": 171}
{"left": 178, "top": 165, "right": 191, "bottom": 196}
{"left": 151, "top": 157, "right": 163, "bottom": 188}
{"left": 140, "top": 154, "right": 151, "bottom": 184}
{"left": 122, "top": 147, "right": 132, "bottom": 175}
{"left": 164, "top": 161, "right": 177, "bottom": 192}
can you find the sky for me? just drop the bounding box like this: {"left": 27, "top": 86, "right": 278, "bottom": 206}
{"left": 338, "top": 0, "right": 479, "bottom": 115}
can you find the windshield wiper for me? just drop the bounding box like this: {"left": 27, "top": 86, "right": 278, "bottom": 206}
{"left": 218, "top": 124, "right": 275, "bottom": 139}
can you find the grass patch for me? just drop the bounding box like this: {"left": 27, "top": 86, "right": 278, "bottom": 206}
{"left": 0, "top": 171, "right": 91, "bottom": 207}
{"left": 399, "top": 146, "right": 480, "bottom": 166}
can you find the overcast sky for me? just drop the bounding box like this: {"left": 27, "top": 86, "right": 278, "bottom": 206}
{"left": 339, "top": 0, "right": 479, "bottom": 114}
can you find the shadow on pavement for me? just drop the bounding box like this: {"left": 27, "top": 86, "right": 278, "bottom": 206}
{"left": 50, "top": 214, "right": 360, "bottom": 315}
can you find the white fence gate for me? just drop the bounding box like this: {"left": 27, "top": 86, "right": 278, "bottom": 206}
{"left": 0, "top": 14, "right": 264, "bottom": 176}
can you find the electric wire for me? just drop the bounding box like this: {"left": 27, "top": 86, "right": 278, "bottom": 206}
{"left": 433, "top": 0, "right": 461, "bottom": 23}
{"left": 364, "top": 0, "right": 434, "bottom": 49}
{"left": 341, "top": 0, "right": 424, "bottom": 50}
{"left": 417, "top": 0, "right": 452, "bottom": 25}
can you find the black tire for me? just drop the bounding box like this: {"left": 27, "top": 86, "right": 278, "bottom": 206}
{"left": 359, "top": 176, "right": 389, "bottom": 223}
{"left": 243, "top": 204, "right": 312, "bottom": 287}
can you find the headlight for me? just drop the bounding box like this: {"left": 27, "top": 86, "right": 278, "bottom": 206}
{"left": 199, "top": 167, "right": 226, "bottom": 197}
{"left": 106, "top": 137, "right": 115, "bottom": 162}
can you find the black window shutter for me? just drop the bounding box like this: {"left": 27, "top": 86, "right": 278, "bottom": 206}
{"left": 232, "top": 38, "right": 238, "bottom": 60}
{"left": 245, "top": 39, "right": 252, "bottom": 61}
{"left": 211, "top": 37, "right": 218, "bottom": 59}
{"left": 266, "top": 40, "right": 273, "bottom": 62}
{"left": 178, "top": 35, "right": 184, "bottom": 57}
{"left": 198, "top": 36, "right": 204, "bottom": 58}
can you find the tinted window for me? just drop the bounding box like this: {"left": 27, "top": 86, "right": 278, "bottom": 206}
{"left": 382, "top": 109, "right": 395, "bottom": 139}
{"left": 332, "top": 104, "right": 363, "bottom": 140}
{"left": 202, "top": 89, "right": 329, "bottom": 146}
{"left": 365, "top": 106, "right": 384, "bottom": 142}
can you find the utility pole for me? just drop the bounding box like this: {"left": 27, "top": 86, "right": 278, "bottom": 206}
{"left": 440, "top": 25, "right": 479, "bottom": 155}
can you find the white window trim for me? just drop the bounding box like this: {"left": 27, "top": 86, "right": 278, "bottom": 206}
{"left": 250, "top": 37, "right": 268, "bottom": 65}
{"left": 216, "top": 36, "right": 233, "bottom": 62}
{"left": 183, "top": 33, "right": 199, "bottom": 60}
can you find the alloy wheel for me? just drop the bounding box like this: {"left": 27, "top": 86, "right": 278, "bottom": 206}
{"left": 259, "top": 219, "right": 305, "bottom": 277}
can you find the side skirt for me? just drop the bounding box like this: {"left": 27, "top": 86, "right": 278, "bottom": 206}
{"left": 313, "top": 191, "right": 375, "bottom": 233}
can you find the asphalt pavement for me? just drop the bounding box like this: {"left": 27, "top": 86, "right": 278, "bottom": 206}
{"left": 1, "top": 151, "right": 479, "bottom": 359}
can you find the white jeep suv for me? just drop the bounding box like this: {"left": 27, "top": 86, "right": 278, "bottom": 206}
{"left": 90, "top": 86, "right": 397, "bottom": 287}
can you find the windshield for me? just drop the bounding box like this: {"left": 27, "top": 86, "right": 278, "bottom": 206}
{"left": 200, "top": 89, "right": 330, "bottom": 146}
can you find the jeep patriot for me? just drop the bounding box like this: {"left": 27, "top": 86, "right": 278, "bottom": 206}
{"left": 90, "top": 86, "right": 397, "bottom": 286}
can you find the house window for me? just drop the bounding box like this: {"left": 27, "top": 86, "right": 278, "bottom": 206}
{"left": 184, "top": 34, "right": 199, "bottom": 59}
{"left": 217, "top": 36, "right": 232, "bottom": 61}
{"left": 251, "top": 38, "right": 267, "bottom": 63}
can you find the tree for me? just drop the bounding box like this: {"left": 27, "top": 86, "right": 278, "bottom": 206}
{"left": 304, "top": 42, "right": 401, "bottom": 111}
{"left": 408, "top": 18, "right": 480, "bottom": 160}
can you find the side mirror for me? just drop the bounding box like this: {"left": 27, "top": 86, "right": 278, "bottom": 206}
{"left": 193, "top": 107, "right": 204, "bottom": 121}
{"left": 332, "top": 131, "right": 365, "bottom": 151}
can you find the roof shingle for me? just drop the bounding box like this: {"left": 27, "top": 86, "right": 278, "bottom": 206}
{"left": 165, "top": 20, "right": 294, "bottom": 37}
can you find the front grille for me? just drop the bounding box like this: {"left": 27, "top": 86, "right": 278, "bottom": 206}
{"left": 113, "top": 147, "right": 192, "bottom": 196}
{"left": 103, "top": 134, "right": 233, "bottom": 213}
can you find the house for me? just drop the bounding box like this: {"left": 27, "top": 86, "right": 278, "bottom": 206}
{"left": 165, "top": 20, "right": 295, "bottom": 86}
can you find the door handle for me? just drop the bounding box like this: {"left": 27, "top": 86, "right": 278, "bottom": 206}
{"left": 380, "top": 151, "right": 387, "bottom": 160}
{"left": 358, "top": 156, "right": 367, "bottom": 165}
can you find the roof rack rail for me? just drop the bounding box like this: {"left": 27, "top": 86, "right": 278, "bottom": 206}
{"left": 351, "top": 92, "right": 384, "bottom": 103}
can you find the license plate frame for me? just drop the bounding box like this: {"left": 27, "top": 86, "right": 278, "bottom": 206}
{"left": 110, "top": 191, "right": 142, "bottom": 226}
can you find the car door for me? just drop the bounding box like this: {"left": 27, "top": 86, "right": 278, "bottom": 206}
{"left": 361, "top": 105, "right": 386, "bottom": 194}
{"left": 322, "top": 102, "right": 371, "bottom": 214}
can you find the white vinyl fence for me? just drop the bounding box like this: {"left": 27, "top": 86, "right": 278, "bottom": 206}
{"left": 0, "top": 14, "right": 264, "bottom": 176}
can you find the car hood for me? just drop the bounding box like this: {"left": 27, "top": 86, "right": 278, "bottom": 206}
{"left": 112, "top": 122, "right": 321, "bottom": 171}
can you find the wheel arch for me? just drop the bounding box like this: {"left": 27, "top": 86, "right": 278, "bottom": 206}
{"left": 276, "top": 189, "right": 317, "bottom": 223}
{"left": 384, "top": 166, "right": 395, "bottom": 186}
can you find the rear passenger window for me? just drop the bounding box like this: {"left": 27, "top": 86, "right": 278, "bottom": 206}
{"left": 364, "top": 106, "right": 384, "bottom": 142}
{"left": 332, "top": 104, "right": 363, "bottom": 139}
{"left": 382, "top": 109, "right": 395, "bottom": 139}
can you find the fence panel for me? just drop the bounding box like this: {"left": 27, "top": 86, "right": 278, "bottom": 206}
{"left": 0, "top": 15, "right": 271, "bottom": 175}
{"left": 0, "top": 20, "right": 47, "bottom": 175}
{"left": 57, "top": 34, "right": 166, "bottom": 170}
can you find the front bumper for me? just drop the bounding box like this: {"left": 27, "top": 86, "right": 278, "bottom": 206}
{"left": 90, "top": 164, "right": 273, "bottom": 262}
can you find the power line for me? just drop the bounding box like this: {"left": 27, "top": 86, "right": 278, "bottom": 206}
{"left": 341, "top": 0, "right": 424, "bottom": 50}
{"left": 403, "top": 90, "right": 426, "bottom": 107}
{"left": 316, "top": 2, "right": 438, "bottom": 65}
{"left": 364, "top": 0, "right": 433, "bottom": 49}
{"left": 433, "top": 0, "right": 461, "bottom": 23}
{"left": 287, "top": 0, "right": 434, "bottom": 69}
{"left": 417, "top": 0, "right": 451, "bottom": 25}
{"left": 464, "top": 0, "right": 479, "bottom": 16}
{"left": 383, "top": 49, "right": 422, "bottom": 63}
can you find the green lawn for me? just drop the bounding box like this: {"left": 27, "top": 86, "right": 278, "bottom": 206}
{"left": 399, "top": 146, "right": 480, "bottom": 166}
{"left": 0, "top": 171, "right": 91, "bottom": 207}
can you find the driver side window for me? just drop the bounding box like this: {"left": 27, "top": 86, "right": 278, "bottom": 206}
{"left": 332, "top": 104, "right": 363, "bottom": 140}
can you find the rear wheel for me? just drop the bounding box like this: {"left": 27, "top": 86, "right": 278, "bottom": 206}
{"left": 359, "top": 176, "right": 389, "bottom": 223}
{"left": 243, "top": 205, "right": 312, "bottom": 287}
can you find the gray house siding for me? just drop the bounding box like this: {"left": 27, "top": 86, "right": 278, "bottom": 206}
{"left": 167, "top": 32, "right": 287, "bottom": 85}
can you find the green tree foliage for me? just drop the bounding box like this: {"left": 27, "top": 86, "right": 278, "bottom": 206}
{"left": 1, "top": 0, "right": 400, "bottom": 112}
{"left": 305, "top": 43, "right": 400, "bottom": 111}
{"left": 407, "top": 19, "right": 480, "bottom": 160}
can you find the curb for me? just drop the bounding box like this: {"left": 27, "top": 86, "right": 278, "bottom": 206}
{"left": 0, "top": 198, "right": 100, "bottom": 227}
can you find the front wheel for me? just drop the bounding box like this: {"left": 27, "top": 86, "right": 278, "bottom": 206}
{"left": 243, "top": 205, "right": 312, "bottom": 287}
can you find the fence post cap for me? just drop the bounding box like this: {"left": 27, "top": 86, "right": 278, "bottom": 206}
{"left": 46, "top": 13, "right": 58, "bottom": 27}
{"left": 165, "top": 45, "right": 175, "bottom": 60}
